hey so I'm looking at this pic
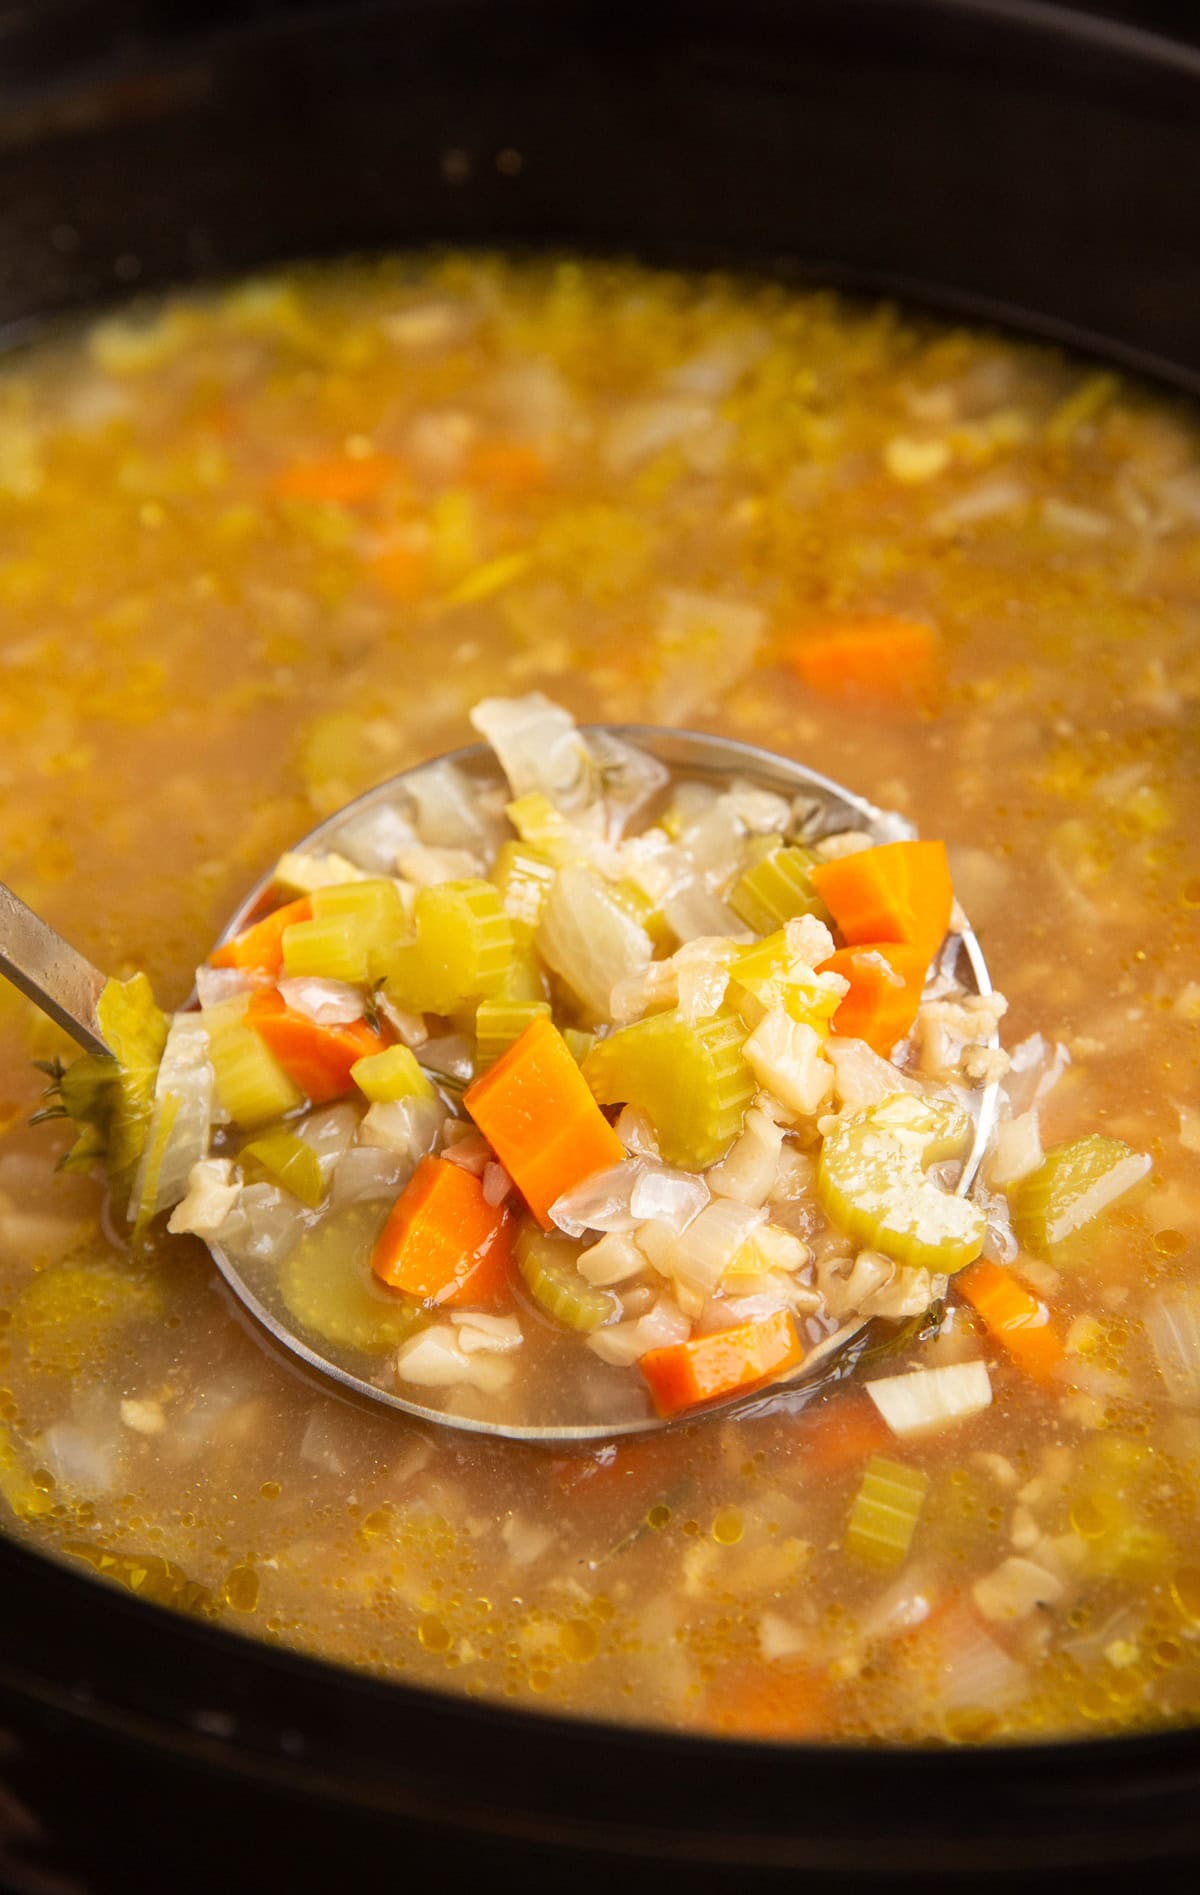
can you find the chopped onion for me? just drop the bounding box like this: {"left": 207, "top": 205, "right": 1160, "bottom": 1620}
{"left": 867, "top": 1360, "right": 992, "bottom": 1438}
{"left": 825, "top": 1036, "right": 919, "bottom": 1112}
{"left": 629, "top": 1165, "right": 709, "bottom": 1228}
{"left": 576, "top": 1232, "right": 646, "bottom": 1287}
{"left": 537, "top": 864, "right": 652, "bottom": 1022}
{"left": 604, "top": 395, "right": 714, "bottom": 473}
{"left": 442, "top": 1128, "right": 491, "bottom": 1175}
{"left": 451, "top": 1311, "right": 523, "bottom": 1354}
{"left": 167, "top": 1158, "right": 241, "bottom": 1237}
{"left": 662, "top": 1199, "right": 765, "bottom": 1299}
{"left": 405, "top": 758, "right": 503, "bottom": 854}
{"left": 500, "top": 1513, "right": 556, "bottom": 1566}
{"left": 706, "top": 1106, "right": 786, "bottom": 1207}
{"left": 329, "top": 1146, "right": 409, "bottom": 1207}
{"left": 396, "top": 844, "right": 482, "bottom": 887}
{"left": 758, "top": 1612, "right": 812, "bottom": 1662}
{"left": 330, "top": 804, "right": 417, "bottom": 875}
{"left": 218, "top": 1181, "right": 310, "bottom": 1265}
{"left": 419, "top": 1034, "right": 474, "bottom": 1082}
{"left": 39, "top": 1417, "right": 120, "bottom": 1497}
{"left": 131, "top": 1014, "right": 215, "bottom": 1219}
{"left": 988, "top": 1109, "right": 1044, "bottom": 1187}
{"left": 296, "top": 1103, "right": 358, "bottom": 1174}
{"left": 652, "top": 590, "right": 764, "bottom": 724}
{"left": 194, "top": 965, "right": 263, "bottom": 1008}
{"left": 1146, "top": 1292, "right": 1200, "bottom": 1410}
{"left": 588, "top": 1294, "right": 691, "bottom": 1366}
{"left": 482, "top": 1162, "right": 512, "bottom": 1207}
{"left": 470, "top": 692, "right": 591, "bottom": 804}
{"left": 1004, "top": 1034, "right": 1070, "bottom": 1116}
{"left": 277, "top": 978, "right": 364, "bottom": 1025}
{"left": 614, "top": 1106, "right": 660, "bottom": 1158}
{"left": 393, "top": 1325, "right": 514, "bottom": 1393}
{"left": 582, "top": 729, "right": 670, "bottom": 834}
{"left": 930, "top": 1604, "right": 1028, "bottom": 1715}
{"left": 359, "top": 1096, "right": 443, "bottom": 1163}
{"left": 664, "top": 881, "right": 742, "bottom": 945}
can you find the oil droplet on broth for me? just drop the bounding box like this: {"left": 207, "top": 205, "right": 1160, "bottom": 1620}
{"left": 418, "top": 1615, "right": 451, "bottom": 1652}
{"left": 712, "top": 1508, "right": 744, "bottom": 1546}
{"left": 223, "top": 1565, "right": 260, "bottom": 1612}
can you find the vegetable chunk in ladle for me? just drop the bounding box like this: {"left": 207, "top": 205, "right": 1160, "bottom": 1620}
{"left": 0, "top": 702, "right": 1001, "bottom": 1441}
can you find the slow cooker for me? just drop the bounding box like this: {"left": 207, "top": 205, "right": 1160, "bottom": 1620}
{"left": 0, "top": 3, "right": 1197, "bottom": 1887}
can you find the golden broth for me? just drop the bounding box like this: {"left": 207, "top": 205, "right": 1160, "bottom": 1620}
{"left": 0, "top": 255, "right": 1197, "bottom": 1741}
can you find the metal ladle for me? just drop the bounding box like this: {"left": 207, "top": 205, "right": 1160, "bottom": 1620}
{"left": 0, "top": 728, "right": 998, "bottom": 1442}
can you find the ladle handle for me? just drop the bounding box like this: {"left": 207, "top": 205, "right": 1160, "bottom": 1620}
{"left": 0, "top": 881, "right": 112, "bottom": 1058}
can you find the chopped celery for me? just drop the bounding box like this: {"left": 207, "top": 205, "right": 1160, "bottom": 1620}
{"left": 491, "top": 839, "right": 557, "bottom": 934}
{"left": 475, "top": 997, "right": 551, "bottom": 1073}
{"left": 729, "top": 845, "right": 829, "bottom": 935}
{"left": 845, "top": 1455, "right": 929, "bottom": 1567}
{"left": 727, "top": 930, "right": 844, "bottom": 1032}
{"left": 242, "top": 1128, "right": 325, "bottom": 1207}
{"left": 208, "top": 1012, "right": 304, "bottom": 1127}
{"left": 583, "top": 1009, "right": 754, "bottom": 1169}
{"left": 516, "top": 1225, "right": 619, "bottom": 1332}
{"left": 563, "top": 1028, "right": 595, "bottom": 1065}
{"left": 279, "top": 1201, "right": 425, "bottom": 1353}
{"left": 351, "top": 1044, "right": 436, "bottom": 1104}
{"left": 282, "top": 914, "right": 372, "bottom": 984}
{"left": 382, "top": 879, "right": 514, "bottom": 1015}
{"left": 506, "top": 791, "right": 579, "bottom": 866}
{"left": 1009, "top": 1134, "right": 1151, "bottom": 1255}
{"left": 537, "top": 864, "right": 653, "bottom": 1022}
{"left": 283, "top": 877, "right": 406, "bottom": 983}
{"left": 611, "top": 879, "right": 672, "bottom": 952}
{"left": 56, "top": 973, "right": 168, "bottom": 1211}
{"left": 817, "top": 1092, "right": 986, "bottom": 1272}
{"left": 493, "top": 946, "right": 550, "bottom": 1005}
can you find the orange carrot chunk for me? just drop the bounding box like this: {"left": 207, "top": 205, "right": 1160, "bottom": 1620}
{"left": 707, "top": 1660, "right": 833, "bottom": 1739}
{"left": 246, "top": 988, "right": 387, "bottom": 1105}
{"left": 210, "top": 897, "right": 313, "bottom": 975}
{"left": 958, "top": 1260, "right": 1064, "bottom": 1383}
{"left": 793, "top": 1393, "right": 892, "bottom": 1476}
{"left": 819, "top": 942, "right": 928, "bottom": 1055}
{"left": 464, "top": 1014, "right": 625, "bottom": 1230}
{"left": 640, "top": 1310, "right": 803, "bottom": 1418}
{"left": 811, "top": 840, "right": 953, "bottom": 965}
{"left": 786, "top": 616, "right": 940, "bottom": 710}
{"left": 371, "top": 1154, "right": 514, "bottom": 1306}
{"left": 270, "top": 450, "right": 403, "bottom": 507}
{"left": 465, "top": 440, "right": 548, "bottom": 494}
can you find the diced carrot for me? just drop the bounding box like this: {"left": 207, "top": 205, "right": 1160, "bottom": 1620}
{"left": 819, "top": 942, "right": 928, "bottom": 1054}
{"left": 706, "top": 1661, "right": 833, "bottom": 1739}
{"left": 270, "top": 449, "right": 403, "bottom": 507}
{"left": 811, "top": 840, "right": 953, "bottom": 965}
{"left": 246, "top": 988, "right": 387, "bottom": 1105}
{"left": 463, "top": 1014, "right": 625, "bottom": 1230}
{"left": 210, "top": 898, "right": 313, "bottom": 975}
{"left": 549, "top": 1431, "right": 685, "bottom": 1502}
{"left": 371, "top": 1154, "right": 513, "bottom": 1306}
{"left": 640, "top": 1311, "right": 803, "bottom": 1419}
{"left": 958, "top": 1260, "right": 1063, "bottom": 1383}
{"left": 465, "top": 440, "right": 548, "bottom": 494}
{"left": 364, "top": 534, "right": 429, "bottom": 601}
{"left": 792, "top": 1393, "right": 891, "bottom": 1477}
{"left": 786, "top": 616, "right": 941, "bottom": 711}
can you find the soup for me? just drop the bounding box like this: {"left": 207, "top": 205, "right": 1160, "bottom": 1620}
{"left": 0, "top": 255, "right": 1197, "bottom": 1742}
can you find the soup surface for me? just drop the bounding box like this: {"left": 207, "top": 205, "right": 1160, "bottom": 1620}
{"left": 0, "top": 255, "right": 1198, "bottom": 1742}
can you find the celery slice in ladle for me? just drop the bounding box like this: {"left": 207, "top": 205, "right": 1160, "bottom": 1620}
{"left": 0, "top": 728, "right": 998, "bottom": 1443}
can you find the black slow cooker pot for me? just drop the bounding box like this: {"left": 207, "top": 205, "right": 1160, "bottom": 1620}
{"left": 0, "top": 4, "right": 1198, "bottom": 1889}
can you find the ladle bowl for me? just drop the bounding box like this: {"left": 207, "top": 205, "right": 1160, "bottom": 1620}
{"left": 0, "top": 726, "right": 998, "bottom": 1442}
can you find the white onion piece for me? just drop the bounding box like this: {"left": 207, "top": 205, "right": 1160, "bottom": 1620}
{"left": 1004, "top": 1034, "right": 1070, "bottom": 1116}
{"left": 194, "top": 965, "right": 263, "bottom": 1008}
{"left": 393, "top": 1325, "right": 514, "bottom": 1393}
{"left": 131, "top": 1013, "right": 215, "bottom": 1219}
{"left": 331, "top": 803, "right": 418, "bottom": 874}
{"left": 1146, "top": 1293, "right": 1200, "bottom": 1409}
{"left": 582, "top": 729, "right": 670, "bottom": 834}
{"left": 629, "top": 1165, "right": 709, "bottom": 1228}
{"left": 167, "top": 1158, "right": 241, "bottom": 1237}
{"left": 329, "top": 1146, "right": 409, "bottom": 1207}
{"left": 405, "top": 758, "right": 501, "bottom": 853}
{"left": 470, "top": 692, "right": 590, "bottom": 804}
{"left": 419, "top": 1034, "right": 474, "bottom": 1082}
{"left": 481, "top": 1162, "right": 512, "bottom": 1207}
{"left": 297, "top": 1103, "right": 359, "bottom": 1175}
{"left": 551, "top": 1160, "right": 646, "bottom": 1237}
{"left": 576, "top": 1232, "right": 646, "bottom": 1287}
{"left": 359, "top": 1097, "right": 443, "bottom": 1163}
{"left": 442, "top": 1129, "right": 491, "bottom": 1176}
{"left": 664, "top": 882, "right": 742, "bottom": 945}
{"left": 930, "top": 1605, "right": 1028, "bottom": 1715}
{"left": 867, "top": 1360, "right": 992, "bottom": 1438}
{"left": 664, "top": 1198, "right": 765, "bottom": 1299}
{"left": 277, "top": 978, "right": 364, "bottom": 1025}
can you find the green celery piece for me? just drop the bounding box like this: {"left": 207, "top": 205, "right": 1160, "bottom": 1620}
{"left": 57, "top": 973, "right": 168, "bottom": 1213}
{"left": 563, "top": 1028, "right": 595, "bottom": 1066}
{"left": 242, "top": 1128, "right": 325, "bottom": 1208}
{"left": 610, "top": 879, "right": 672, "bottom": 952}
{"left": 383, "top": 879, "right": 514, "bottom": 1015}
{"left": 516, "top": 1226, "right": 619, "bottom": 1333}
{"left": 817, "top": 1092, "right": 986, "bottom": 1273}
{"left": 314, "top": 877, "right": 407, "bottom": 969}
{"left": 351, "top": 1044, "right": 436, "bottom": 1104}
{"left": 475, "top": 997, "right": 551, "bottom": 1074}
{"left": 279, "top": 1201, "right": 425, "bottom": 1353}
{"left": 208, "top": 1013, "right": 304, "bottom": 1128}
{"left": 491, "top": 840, "right": 557, "bottom": 935}
{"left": 1009, "top": 1134, "right": 1151, "bottom": 1256}
{"left": 505, "top": 792, "right": 579, "bottom": 866}
{"left": 281, "top": 913, "right": 371, "bottom": 984}
{"left": 729, "top": 845, "right": 829, "bottom": 935}
{"left": 845, "top": 1455, "right": 929, "bottom": 1567}
{"left": 583, "top": 1009, "right": 754, "bottom": 1170}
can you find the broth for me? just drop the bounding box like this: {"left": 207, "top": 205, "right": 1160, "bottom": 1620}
{"left": 0, "top": 255, "right": 1197, "bottom": 1741}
